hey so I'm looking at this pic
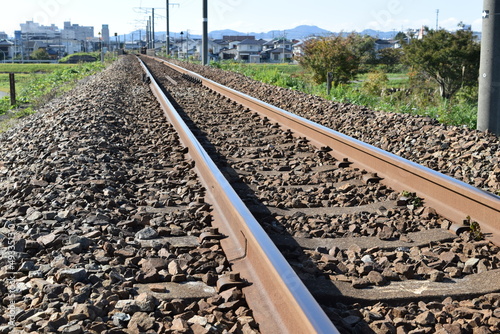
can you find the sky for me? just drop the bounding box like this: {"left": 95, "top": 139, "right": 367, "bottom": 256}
{"left": 0, "top": 0, "right": 484, "bottom": 38}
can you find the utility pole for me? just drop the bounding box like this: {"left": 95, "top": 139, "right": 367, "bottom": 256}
{"left": 478, "top": 0, "right": 500, "bottom": 135}
{"left": 152, "top": 8, "right": 155, "bottom": 50}
{"left": 202, "top": 0, "right": 208, "bottom": 65}
{"left": 166, "top": 0, "right": 170, "bottom": 56}
{"left": 146, "top": 18, "right": 150, "bottom": 49}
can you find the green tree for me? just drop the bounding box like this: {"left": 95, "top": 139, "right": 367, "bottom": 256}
{"left": 351, "top": 34, "right": 377, "bottom": 68}
{"left": 394, "top": 31, "right": 408, "bottom": 44}
{"left": 377, "top": 47, "right": 404, "bottom": 72}
{"left": 402, "top": 28, "right": 480, "bottom": 99}
{"left": 31, "top": 48, "right": 50, "bottom": 60}
{"left": 299, "top": 33, "right": 361, "bottom": 86}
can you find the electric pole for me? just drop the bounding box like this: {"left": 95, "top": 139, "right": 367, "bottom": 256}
{"left": 478, "top": 0, "right": 500, "bottom": 135}
{"left": 202, "top": 0, "right": 208, "bottom": 65}
{"left": 436, "top": 9, "right": 439, "bottom": 30}
{"left": 166, "top": 0, "right": 170, "bottom": 56}
{"left": 166, "top": 2, "right": 180, "bottom": 57}
{"left": 152, "top": 8, "right": 155, "bottom": 50}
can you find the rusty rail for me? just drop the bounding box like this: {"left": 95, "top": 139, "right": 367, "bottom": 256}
{"left": 148, "top": 55, "right": 500, "bottom": 246}
{"left": 137, "top": 57, "right": 339, "bottom": 333}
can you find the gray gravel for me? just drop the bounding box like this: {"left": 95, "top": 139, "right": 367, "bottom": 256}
{"left": 167, "top": 58, "right": 500, "bottom": 196}
{"left": 145, "top": 56, "right": 500, "bottom": 334}
{"left": 0, "top": 56, "right": 260, "bottom": 334}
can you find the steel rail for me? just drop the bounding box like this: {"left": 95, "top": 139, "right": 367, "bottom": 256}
{"left": 148, "top": 56, "right": 500, "bottom": 246}
{"left": 136, "top": 57, "right": 339, "bottom": 333}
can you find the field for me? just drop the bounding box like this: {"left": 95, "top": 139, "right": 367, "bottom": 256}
{"left": 0, "top": 63, "right": 77, "bottom": 93}
{"left": 0, "top": 61, "right": 105, "bottom": 119}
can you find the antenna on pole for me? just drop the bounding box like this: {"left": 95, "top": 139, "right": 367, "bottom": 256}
{"left": 436, "top": 9, "right": 439, "bottom": 30}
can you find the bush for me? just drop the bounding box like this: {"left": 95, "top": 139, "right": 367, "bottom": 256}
{"left": 362, "top": 70, "right": 389, "bottom": 96}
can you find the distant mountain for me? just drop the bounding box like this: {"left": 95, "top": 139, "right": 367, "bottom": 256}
{"left": 359, "top": 29, "right": 397, "bottom": 39}
{"left": 125, "top": 25, "right": 473, "bottom": 42}
{"left": 208, "top": 29, "right": 245, "bottom": 39}
{"left": 208, "top": 25, "right": 333, "bottom": 40}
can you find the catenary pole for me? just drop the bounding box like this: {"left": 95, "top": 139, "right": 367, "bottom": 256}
{"left": 152, "top": 8, "right": 155, "bottom": 51}
{"left": 202, "top": 0, "right": 208, "bottom": 65}
{"left": 478, "top": 0, "right": 500, "bottom": 135}
{"left": 166, "top": 0, "right": 170, "bottom": 56}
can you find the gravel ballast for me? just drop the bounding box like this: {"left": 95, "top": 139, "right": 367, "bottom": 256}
{"left": 0, "top": 56, "right": 259, "bottom": 334}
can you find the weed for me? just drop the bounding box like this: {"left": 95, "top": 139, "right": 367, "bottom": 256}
{"left": 0, "top": 62, "right": 105, "bottom": 116}
{"left": 464, "top": 216, "right": 484, "bottom": 241}
{"left": 400, "top": 190, "right": 423, "bottom": 208}
{"left": 213, "top": 61, "right": 479, "bottom": 129}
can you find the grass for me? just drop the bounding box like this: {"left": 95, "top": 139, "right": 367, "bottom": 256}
{"left": 0, "top": 63, "right": 77, "bottom": 74}
{"left": 0, "top": 74, "right": 33, "bottom": 93}
{"left": 0, "top": 63, "right": 78, "bottom": 93}
{"left": 0, "top": 61, "right": 106, "bottom": 127}
{"left": 212, "top": 61, "right": 478, "bottom": 128}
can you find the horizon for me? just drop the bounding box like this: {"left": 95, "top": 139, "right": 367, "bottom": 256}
{"left": 0, "top": 23, "right": 482, "bottom": 41}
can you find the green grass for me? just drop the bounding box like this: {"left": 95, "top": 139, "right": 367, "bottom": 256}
{"left": 0, "top": 61, "right": 106, "bottom": 121}
{"left": 0, "top": 63, "right": 78, "bottom": 93}
{"left": 0, "top": 73, "right": 34, "bottom": 93}
{"left": 212, "top": 61, "right": 478, "bottom": 128}
{"left": 0, "top": 63, "right": 76, "bottom": 74}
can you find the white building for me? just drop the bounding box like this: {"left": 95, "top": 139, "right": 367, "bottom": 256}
{"left": 62, "top": 22, "right": 94, "bottom": 41}
{"left": 20, "top": 21, "right": 60, "bottom": 39}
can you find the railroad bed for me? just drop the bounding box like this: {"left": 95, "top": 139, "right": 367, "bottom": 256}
{"left": 0, "top": 58, "right": 260, "bottom": 333}
{"left": 0, "top": 54, "right": 499, "bottom": 334}
{"left": 166, "top": 58, "right": 500, "bottom": 196}
{"left": 140, "top": 55, "right": 500, "bottom": 334}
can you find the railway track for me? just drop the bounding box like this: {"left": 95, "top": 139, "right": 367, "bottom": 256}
{"left": 138, "top": 55, "right": 500, "bottom": 333}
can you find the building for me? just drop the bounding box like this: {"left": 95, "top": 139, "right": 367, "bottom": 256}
{"left": 62, "top": 21, "right": 94, "bottom": 41}
{"left": 236, "top": 39, "right": 265, "bottom": 62}
{"left": 292, "top": 40, "right": 305, "bottom": 59}
{"left": 374, "top": 39, "right": 401, "bottom": 52}
{"left": 101, "top": 24, "right": 110, "bottom": 46}
{"left": 0, "top": 40, "right": 14, "bottom": 61}
{"left": 261, "top": 38, "right": 294, "bottom": 62}
{"left": 20, "top": 21, "right": 60, "bottom": 39}
{"left": 222, "top": 35, "right": 254, "bottom": 42}
{"left": 210, "top": 39, "right": 229, "bottom": 55}
{"left": 0, "top": 32, "right": 8, "bottom": 40}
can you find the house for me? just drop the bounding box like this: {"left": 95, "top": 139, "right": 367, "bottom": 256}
{"left": 173, "top": 36, "right": 197, "bottom": 58}
{"left": 292, "top": 40, "right": 304, "bottom": 59}
{"left": 236, "top": 39, "right": 265, "bottom": 62}
{"left": 219, "top": 47, "right": 238, "bottom": 60}
{"left": 0, "top": 40, "right": 14, "bottom": 61}
{"left": 262, "top": 38, "right": 293, "bottom": 52}
{"left": 228, "top": 40, "right": 241, "bottom": 49}
{"left": 260, "top": 38, "right": 294, "bottom": 63}
{"left": 211, "top": 39, "right": 229, "bottom": 54}
{"left": 223, "top": 35, "right": 254, "bottom": 42}
{"left": 261, "top": 48, "right": 293, "bottom": 63}
{"left": 374, "top": 39, "right": 401, "bottom": 52}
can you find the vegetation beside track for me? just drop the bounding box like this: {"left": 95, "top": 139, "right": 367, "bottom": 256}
{"left": 0, "top": 59, "right": 108, "bottom": 125}
{"left": 211, "top": 61, "right": 478, "bottom": 129}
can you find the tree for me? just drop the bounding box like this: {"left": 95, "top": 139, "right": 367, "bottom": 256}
{"left": 402, "top": 28, "right": 480, "bottom": 99}
{"left": 350, "top": 34, "right": 377, "bottom": 67}
{"left": 394, "top": 31, "right": 408, "bottom": 44}
{"left": 31, "top": 48, "right": 50, "bottom": 60}
{"left": 299, "top": 33, "right": 362, "bottom": 86}
{"left": 377, "top": 47, "right": 404, "bottom": 72}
